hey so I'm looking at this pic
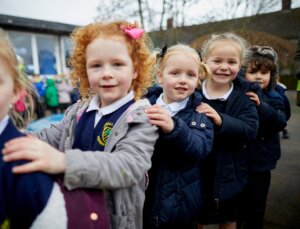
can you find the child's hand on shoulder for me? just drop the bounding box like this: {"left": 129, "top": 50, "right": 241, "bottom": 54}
{"left": 196, "top": 102, "right": 222, "bottom": 126}
{"left": 246, "top": 91, "right": 260, "bottom": 106}
{"left": 145, "top": 104, "right": 174, "bottom": 133}
{"left": 2, "top": 135, "right": 66, "bottom": 174}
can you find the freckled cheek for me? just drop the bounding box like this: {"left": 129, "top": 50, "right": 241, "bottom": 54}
{"left": 87, "top": 77, "right": 99, "bottom": 89}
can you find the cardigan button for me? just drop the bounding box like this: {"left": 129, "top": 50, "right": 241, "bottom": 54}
{"left": 191, "top": 121, "right": 196, "bottom": 126}
{"left": 200, "top": 123, "right": 206, "bottom": 128}
{"left": 90, "top": 212, "right": 98, "bottom": 221}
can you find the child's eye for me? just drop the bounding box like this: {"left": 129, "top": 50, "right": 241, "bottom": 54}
{"left": 171, "top": 71, "right": 179, "bottom": 75}
{"left": 113, "top": 62, "right": 124, "bottom": 67}
{"left": 229, "top": 60, "right": 237, "bottom": 65}
{"left": 188, "top": 72, "right": 197, "bottom": 78}
{"left": 91, "top": 64, "right": 101, "bottom": 68}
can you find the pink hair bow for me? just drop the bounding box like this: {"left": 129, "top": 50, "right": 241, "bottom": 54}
{"left": 14, "top": 90, "right": 27, "bottom": 112}
{"left": 121, "top": 26, "right": 144, "bottom": 39}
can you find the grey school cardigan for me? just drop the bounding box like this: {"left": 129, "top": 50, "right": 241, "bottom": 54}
{"left": 35, "top": 99, "right": 159, "bottom": 229}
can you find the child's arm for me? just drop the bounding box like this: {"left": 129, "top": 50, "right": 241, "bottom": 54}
{"left": 146, "top": 104, "right": 214, "bottom": 161}
{"left": 257, "top": 95, "right": 287, "bottom": 134}
{"left": 2, "top": 135, "right": 66, "bottom": 174}
{"left": 63, "top": 116, "right": 159, "bottom": 190}
{"left": 145, "top": 104, "right": 174, "bottom": 133}
{"left": 246, "top": 91, "right": 260, "bottom": 106}
{"left": 196, "top": 102, "right": 222, "bottom": 126}
{"left": 198, "top": 99, "right": 258, "bottom": 141}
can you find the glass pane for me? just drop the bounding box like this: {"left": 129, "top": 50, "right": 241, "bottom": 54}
{"left": 63, "top": 36, "right": 73, "bottom": 68}
{"left": 36, "top": 34, "right": 57, "bottom": 75}
{"left": 7, "top": 31, "right": 34, "bottom": 75}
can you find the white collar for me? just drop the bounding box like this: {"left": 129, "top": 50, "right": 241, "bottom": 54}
{"left": 156, "top": 94, "right": 189, "bottom": 117}
{"left": 202, "top": 80, "right": 233, "bottom": 101}
{"left": 86, "top": 91, "right": 134, "bottom": 116}
{"left": 0, "top": 115, "right": 9, "bottom": 136}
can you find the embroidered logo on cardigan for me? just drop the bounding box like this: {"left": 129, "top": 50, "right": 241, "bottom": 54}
{"left": 97, "top": 122, "right": 113, "bottom": 146}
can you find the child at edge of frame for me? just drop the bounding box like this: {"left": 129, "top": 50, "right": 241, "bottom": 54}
{"left": 0, "top": 28, "right": 63, "bottom": 229}
{"left": 238, "top": 45, "right": 287, "bottom": 229}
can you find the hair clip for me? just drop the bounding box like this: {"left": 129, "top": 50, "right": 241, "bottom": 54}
{"left": 120, "top": 25, "right": 144, "bottom": 39}
{"left": 252, "top": 46, "right": 277, "bottom": 61}
{"left": 157, "top": 44, "right": 168, "bottom": 59}
{"left": 197, "top": 50, "right": 203, "bottom": 62}
{"left": 14, "top": 90, "right": 27, "bottom": 112}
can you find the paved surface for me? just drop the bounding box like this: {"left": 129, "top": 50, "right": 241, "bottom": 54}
{"left": 264, "top": 91, "right": 300, "bottom": 229}
{"left": 203, "top": 90, "right": 300, "bottom": 229}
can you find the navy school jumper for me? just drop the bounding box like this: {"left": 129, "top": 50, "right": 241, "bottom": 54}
{"left": 0, "top": 118, "right": 53, "bottom": 229}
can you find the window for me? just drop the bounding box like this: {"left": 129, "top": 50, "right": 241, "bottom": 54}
{"left": 36, "top": 34, "right": 58, "bottom": 75}
{"left": 8, "top": 31, "right": 34, "bottom": 74}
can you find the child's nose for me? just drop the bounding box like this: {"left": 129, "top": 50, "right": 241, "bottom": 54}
{"left": 178, "top": 74, "right": 187, "bottom": 83}
{"left": 254, "top": 73, "right": 262, "bottom": 79}
{"left": 220, "top": 63, "right": 228, "bottom": 70}
{"left": 101, "top": 66, "right": 113, "bottom": 78}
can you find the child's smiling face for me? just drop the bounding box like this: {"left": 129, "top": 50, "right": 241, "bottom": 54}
{"left": 205, "top": 40, "right": 242, "bottom": 86}
{"left": 0, "top": 62, "right": 19, "bottom": 120}
{"left": 86, "top": 37, "right": 137, "bottom": 107}
{"left": 157, "top": 53, "right": 199, "bottom": 104}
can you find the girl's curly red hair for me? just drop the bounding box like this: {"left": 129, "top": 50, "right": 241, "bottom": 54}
{"left": 69, "top": 21, "right": 154, "bottom": 100}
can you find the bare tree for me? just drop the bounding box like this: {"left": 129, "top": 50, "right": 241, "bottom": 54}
{"left": 95, "top": 0, "right": 138, "bottom": 23}
{"left": 196, "top": 0, "right": 280, "bottom": 23}
{"left": 95, "top": 0, "right": 284, "bottom": 31}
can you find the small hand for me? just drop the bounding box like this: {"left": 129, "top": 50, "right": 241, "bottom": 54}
{"left": 2, "top": 135, "right": 66, "bottom": 174}
{"left": 246, "top": 91, "right": 260, "bottom": 106}
{"left": 196, "top": 102, "right": 222, "bottom": 126}
{"left": 145, "top": 104, "right": 174, "bottom": 133}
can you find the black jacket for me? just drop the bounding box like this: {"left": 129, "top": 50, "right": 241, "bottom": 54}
{"left": 143, "top": 86, "right": 214, "bottom": 228}
{"left": 200, "top": 77, "right": 259, "bottom": 201}
{"left": 248, "top": 89, "right": 287, "bottom": 171}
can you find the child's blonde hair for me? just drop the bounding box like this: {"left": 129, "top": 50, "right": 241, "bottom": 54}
{"left": 201, "top": 32, "right": 250, "bottom": 66}
{"left": 69, "top": 20, "right": 155, "bottom": 100}
{"left": 154, "top": 43, "right": 211, "bottom": 88}
{"left": 0, "top": 29, "right": 35, "bottom": 128}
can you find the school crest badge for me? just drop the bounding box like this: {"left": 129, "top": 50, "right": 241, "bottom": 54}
{"left": 97, "top": 122, "right": 113, "bottom": 146}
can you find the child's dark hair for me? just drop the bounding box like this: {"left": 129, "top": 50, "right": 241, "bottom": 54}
{"left": 69, "top": 20, "right": 155, "bottom": 100}
{"left": 246, "top": 46, "right": 279, "bottom": 90}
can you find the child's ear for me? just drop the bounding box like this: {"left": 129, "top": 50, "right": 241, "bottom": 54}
{"left": 12, "top": 87, "right": 22, "bottom": 104}
{"left": 133, "top": 71, "right": 138, "bottom": 80}
{"left": 157, "top": 70, "right": 163, "bottom": 85}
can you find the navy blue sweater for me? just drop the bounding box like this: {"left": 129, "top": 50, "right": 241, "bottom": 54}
{"left": 0, "top": 119, "right": 53, "bottom": 229}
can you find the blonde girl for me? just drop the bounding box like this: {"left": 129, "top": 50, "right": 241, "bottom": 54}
{"left": 143, "top": 44, "right": 214, "bottom": 229}
{"left": 196, "top": 33, "right": 259, "bottom": 229}
{"left": 0, "top": 29, "right": 60, "bottom": 229}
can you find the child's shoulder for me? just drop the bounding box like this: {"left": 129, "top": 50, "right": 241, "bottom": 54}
{"left": 265, "top": 89, "right": 284, "bottom": 100}
{"left": 64, "top": 100, "right": 90, "bottom": 120}
{"left": 126, "top": 99, "right": 151, "bottom": 123}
